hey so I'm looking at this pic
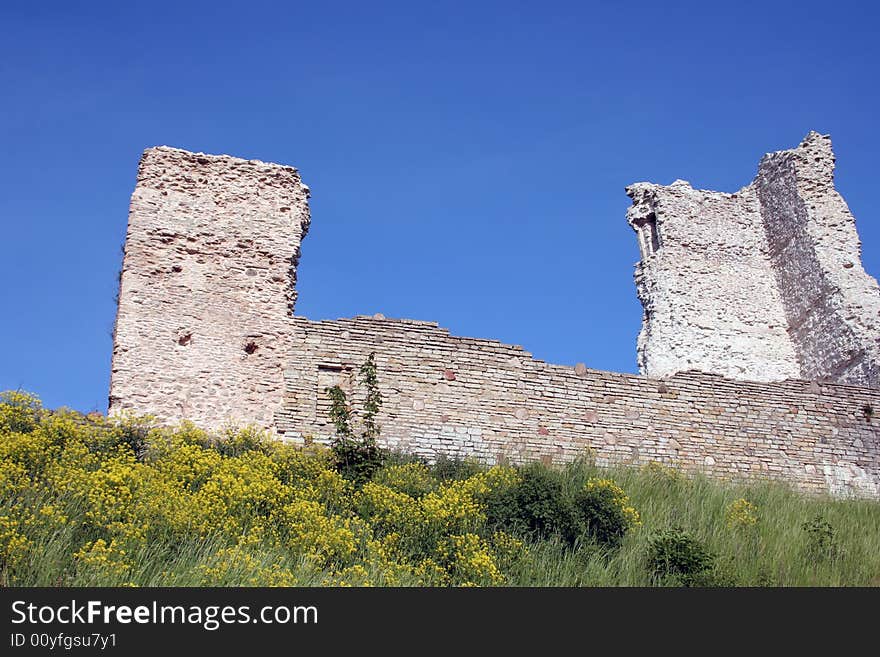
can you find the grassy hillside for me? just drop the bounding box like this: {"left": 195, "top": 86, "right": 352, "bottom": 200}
{"left": 1, "top": 390, "right": 878, "bottom": 586}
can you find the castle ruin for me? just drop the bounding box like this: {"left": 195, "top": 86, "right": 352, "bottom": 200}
{"left": 109, "top": 135, "right": 880, "bottom": 498}
{"left": 627, "top": 132, "right": 880, "bottom": 387}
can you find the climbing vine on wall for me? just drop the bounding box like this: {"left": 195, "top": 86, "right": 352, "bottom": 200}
{"left": 325, "top": 352, "right": 385, "bottom": 484}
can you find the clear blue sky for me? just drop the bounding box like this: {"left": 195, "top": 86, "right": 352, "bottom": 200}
{"left": 1, "top": 0, "right": 878, "bottom": 413}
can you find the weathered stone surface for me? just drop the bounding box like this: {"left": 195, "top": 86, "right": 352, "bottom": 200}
{"left": 756, "top": 133, "right": 880, "bottom": 386}
{"left": 627, "top": 132, "right": 880, "bottom": 387}
{"left": 109, "top": 140, "right": 880, "bottom": 498}
{"left": 275, "top": 315, "right": 879, "bottom": 498}
{"left": 109, "top": 146, "right": 310, "bottom": 428}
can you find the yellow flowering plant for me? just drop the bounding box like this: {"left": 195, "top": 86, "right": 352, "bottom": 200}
{"left": 0, "top": 390, "right": 637, "bottom": 586}
{"left": 726, "top": 498, "right": 759, "bottom": 529}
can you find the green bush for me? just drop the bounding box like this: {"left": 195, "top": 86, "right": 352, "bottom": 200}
{"left": 646, "top": 527, "right": 716, "bottom": 586}
{"left": 430, "top": 455, "right": 484, "bottom": 481}
{"left": 116, "top": 415, "right": 156, "bottom": 460}
{"left": 324, "top": 353, "right": 386, "bottom": 485}
{"left": 210, "top": 425, "right": 270, "bottom": 458}
{"left": 573, "top": 478, "right": 640, "bottom": 548}
{"left": 802, "top": 515, "right": 839, "bottom": 562}
{"left": 328, "top": 428, "right": 384, "bottom": 485}
{"left": 488, "top": 464, "right": 577, "bottom": 543}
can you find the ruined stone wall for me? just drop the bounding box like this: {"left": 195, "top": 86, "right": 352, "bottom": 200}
{"left": 109, "top": 147, "right": 311, "bottom": 428}
{"left": 756, "top": 133, "right": 880, "bottom": 385}
{"left": 626, "top": 181, "right": 800, "bottom": 382}
{"left": 277, "top": 316, "right": 879, "bottom": 498}
{"left": 629, "top": 132, "right": 880, "bottom": 388}
{"left": 109, "top": 140, "right": 880, "bottom": 498}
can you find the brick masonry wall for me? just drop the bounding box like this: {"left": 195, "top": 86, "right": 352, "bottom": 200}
{"left": 278, "top": 316, "right": 880, "bottom": 498}
{"left": 109, "top": 143, "right": 880, "bottom": 498}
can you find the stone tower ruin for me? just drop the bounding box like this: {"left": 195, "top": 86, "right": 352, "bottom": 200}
{"left": 627, "top": 132, "right": 880, "bottom": 387}
{"left": 109, "top": 147, "right": 311, "bottom": 428}
{"left": 109, "top": 135, "right": 880, "bottom": 498}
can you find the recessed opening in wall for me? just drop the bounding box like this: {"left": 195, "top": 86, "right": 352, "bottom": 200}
{"left": 244, "top": 341, "right": 259, "bottom": 355}
{"left": 634, "top": 213, "right": 660, "bottom": 258}
{"left": 316, "top": 364, "right": 353, "bottom": 425}
{"left": 177, "top": 332, "right": 192, "bottom": 346}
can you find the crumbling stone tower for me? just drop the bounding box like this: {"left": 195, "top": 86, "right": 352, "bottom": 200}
{"left": 109, "top": 147, "right": 311, "bottom": 427}
{"left": 627, "top": 132, "right": 880, "bottom": 387}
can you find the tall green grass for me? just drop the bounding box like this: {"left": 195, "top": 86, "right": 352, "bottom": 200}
{"left": 2, "top": 392, "right": 878, "bottom": 586}
{"left": 501, "top": 461, "right": 880, "bottom": 586}
{"left": 6, "top": 456, "right": 879, "bottom": 587}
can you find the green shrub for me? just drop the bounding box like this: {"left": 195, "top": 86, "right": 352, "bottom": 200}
{"left": 802, "top": 515, "right": 839, "bottom": 562}
{"left": 211, "top": 425, "right": 270, "bottom": 458}
{"left": 573, "top": 478, "right": 641, "bottom": 547}
{"left": 115, "top": 415, "right": 156, "bottom": 460}
{"left": 327, "top": 416, "right": 384, "bottom": 485}
{"left": 488, "top": 464, "right": 577, "bottom": 543}
{"left": 325, "top": 353, "right": 386, "bottom": 485}
{"left": 430, "top": 455, "right": 483, "bottom": 481}
{"left": 646, "top": 527, "right": 716, "bottom": 586}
